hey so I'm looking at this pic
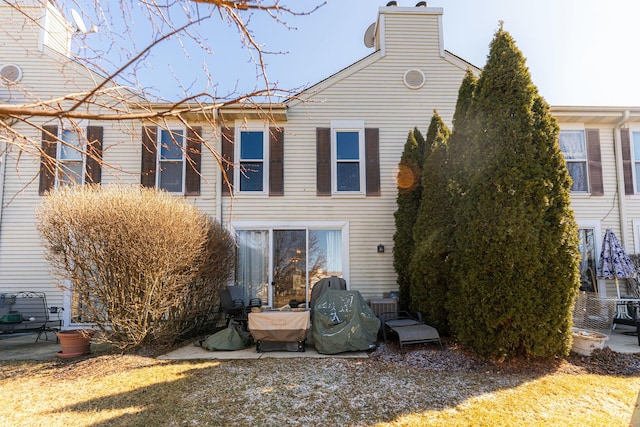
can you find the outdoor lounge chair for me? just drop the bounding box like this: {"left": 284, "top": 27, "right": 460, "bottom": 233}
{"left": 379, "top": 309, "right": 442, "bottom": 354}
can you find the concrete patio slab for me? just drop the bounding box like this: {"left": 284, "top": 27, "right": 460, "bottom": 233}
{"left": 0, "top": 326, "right": 637, "bottom": 361}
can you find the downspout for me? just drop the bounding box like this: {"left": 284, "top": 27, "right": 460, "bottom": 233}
{"left": 0, "top": 137, "right": 6, "bottom": 237}
{"left": 614, "top": 110, "right": 630, "bottom": 246}
{"left": 215, "top": 124, "right": 222, "bottom": 224}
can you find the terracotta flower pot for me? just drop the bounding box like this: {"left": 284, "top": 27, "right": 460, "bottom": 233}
{"left": 56, "top": 329, "right": 95, "bottom": 358}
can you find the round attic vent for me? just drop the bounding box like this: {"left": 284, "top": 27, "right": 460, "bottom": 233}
{"left": 403, "top": 69, "right": 425, "bottom": 90}
{"left": 0, "top": 64, "right": 22, "bottom": 84}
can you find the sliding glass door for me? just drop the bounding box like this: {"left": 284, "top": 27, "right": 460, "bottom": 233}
{"left": 273, "top": 230, "right": 306, "bottom": 308}
{"left": 235, "top": 225, "right": 344, "bottom": 308}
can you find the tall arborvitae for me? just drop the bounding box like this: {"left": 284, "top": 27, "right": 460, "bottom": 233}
{"left": 393, "top": 128, "right": 427, "bottom": 310}
{"left": 447, "top": 69, "right": 477, "bottom": 191}
{"left": 409, "top": 111, "right": 451, "bottom": 332}
{"left": 449, "top": 25, "right": 580, "bottom": 359}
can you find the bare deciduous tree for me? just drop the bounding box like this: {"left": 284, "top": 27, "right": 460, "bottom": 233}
{"left": 0, "top": 0, "right": 322, "bottom": 183}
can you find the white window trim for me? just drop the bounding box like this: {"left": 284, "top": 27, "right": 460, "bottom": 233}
{"left": 559, "top": 125, "right": 590, "bottom": 194}
{"left": 577, "top": 219, "right": 605, "bottom": 297}
{"left": 234, "top": 122, "right": 269, "bottom": 197}
{"left": 156, "top": 127, "right": 186, "bottom": 194}
{"left": 331, "top": 120, "right": 365, "bottom": 197}
{"left": 56, "top": 121, "right": 87, "bottom": 188}
{"left": 633, "top": 219, "right": 640, "bottom": 255}
{"left": 629, "top": 129, "right": 640, "bottom": 194}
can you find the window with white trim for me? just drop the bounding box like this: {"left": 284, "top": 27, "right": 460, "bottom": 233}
{"left": 57, "top": 125, "right": 85, "bottom": 186}
{"left": 332, "top": 121, "right": 365, "bottom": 194}
{"left": 559, "top": 129, "right": 588, "bottom": 192}
{"left": 235, "top": 125, "right": 268, "bottom": 194}
{"left": 157, "top": 128, "right": 185, "bottom": 193}
{"left": 632, "top": 131, "right": 640, "bottom": 192}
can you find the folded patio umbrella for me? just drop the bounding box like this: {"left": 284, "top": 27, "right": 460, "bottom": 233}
{"left": 598, "top": 228, "right": 637, "bottom": 298}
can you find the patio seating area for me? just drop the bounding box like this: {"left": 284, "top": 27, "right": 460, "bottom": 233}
{"left": 1, "top": 324, "right": 638, "bottom": 361}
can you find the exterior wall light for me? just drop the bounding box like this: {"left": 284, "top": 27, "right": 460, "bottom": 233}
{"left": 377, "top": 244, "right": 385, "bottom": 253}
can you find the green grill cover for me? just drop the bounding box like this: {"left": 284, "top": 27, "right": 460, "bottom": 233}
{"left": 312, "top": 290, "right": 380, "bottom": 354}
{"left": 202, "top": 322, "right": 253, "bottom": 351}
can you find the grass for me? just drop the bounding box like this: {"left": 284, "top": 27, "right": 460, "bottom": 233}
{"left": 0, "top": 353, "right": 638, "bottom": 426}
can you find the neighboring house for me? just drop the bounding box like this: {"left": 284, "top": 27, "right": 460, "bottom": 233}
{"left": 552, "top": 107, "right": 640, "bottom": 297}
{"left": 0, "top": 2, "right": 635, "bottom": 327}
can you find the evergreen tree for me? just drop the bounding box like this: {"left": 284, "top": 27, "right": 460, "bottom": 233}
{"left": 409, "top": 111, "right": 451, "bottom": 332}
{"left": 393, "top": 128, "right": 427, "bottom": 310}
{"left": 449, "top": 25, "right": 580, "bottom": 359}
{"left": 447, "top": 69, "right": 477, "bottom": 191}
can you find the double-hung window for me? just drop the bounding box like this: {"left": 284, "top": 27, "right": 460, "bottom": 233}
{"left": 558, "top": 127, "right": 603, "bottom": 195}
{"left": 559, "top": 129, "right": 588, "bottom": 193}
{"left": 236, "top": 126, "right": 269, "bottom": 194}
{"left": 57, "top": 126, "right": 85, "bottom": 186}
{"left": 39, "top": 123, "right": 103, "bottom": 195}
{"left": 332, "top": 121, "right": 365, "bottom": 195}
{"left": 157, "top": 128, "right": 185, "bottom": 193}
{"left": 632, "top": 131, "right": 640, "bottom": 192}
{"left": 141, "top": 126, "right": 201, "bottom": 196}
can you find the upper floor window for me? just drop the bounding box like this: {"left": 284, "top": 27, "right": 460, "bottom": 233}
{"left": 316, "top": 123, "right": 380, "bottom": 197}
{"left": 157, "top": 129, "right": 185, "bottom": 193}
{"left": 57, "top": 126, "right": 85, "bottom": 186}
{"left": 219, "top": 123, "right": 284, "bottom": 197}
{"left": 334, "top": 129, "right": 364, "bottom": 193}
{"left": 331, "top": 121, "right": 366, "bottom": 195}
{"left": 140, "top": 126, "right": 202, "bottom": 196}
{"left": 237, "top": 128, "right": 268, "bottom": 193}
{"left": 39, "top": 123, "right": 103, "bottom": 195}
{"left": 632, "top": 131, "right": 640, "bottom": 192}
{"left": 559, "top": 128, "right": 603, "bottom": 195}
{"left": 559, "top": 130, "right": 588, "bottom": 192}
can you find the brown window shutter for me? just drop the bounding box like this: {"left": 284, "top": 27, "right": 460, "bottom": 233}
{"left": 316, "top": 128, "right": 331, "bottom": 196}
{"left": 621, "top": 128, "right": 634, "bottom": 194}
{"left": 185, "top": 126, "right": 202, "bottom": 196}
{"left": 221, "top": 126, "right": 235, "bottom": 195}
{"left": 85, "top": 126, "right": 103, "bottom": 185}
{"left": 269, "top": 127, "right": 284, "bottom": 196}
{"left": 39, "top": 126, "right": 58, "bottom": 195}
{"left": 585, "top": 128, "right": 603, "bottom": 196}
{"left": 365, "top": 128, "right": 380, "bottom": 196}
{"left": 141, "top": 126, "right": 157, "bottom": 188}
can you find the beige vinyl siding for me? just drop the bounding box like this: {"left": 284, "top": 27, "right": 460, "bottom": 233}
{"left": 1, "top": 2, "right": 221, "bottom": 306}
{"left": 0, "top": 121, "right": 220, "bottom": 307}
{"left": 223, "top": 8, "right": 469, "bottom": 300}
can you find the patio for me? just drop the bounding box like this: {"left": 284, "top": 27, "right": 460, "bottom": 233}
{"left": 0, "top": 325, "right": 638, "bottom": 361}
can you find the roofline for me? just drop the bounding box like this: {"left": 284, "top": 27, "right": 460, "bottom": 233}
{"left": 285, "top": 50, "right": 381, "bottom": 106}
{"left": 551, "top": 106, "right": 640, "bottom": 125}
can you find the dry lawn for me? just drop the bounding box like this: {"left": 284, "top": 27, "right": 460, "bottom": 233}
{"left": 0, "top": 343, "right": 639, "bottom": 427}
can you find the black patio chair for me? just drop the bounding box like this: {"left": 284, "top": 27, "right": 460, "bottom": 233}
{"left": 220, "top": 288, "right": 248, "bottom": 328}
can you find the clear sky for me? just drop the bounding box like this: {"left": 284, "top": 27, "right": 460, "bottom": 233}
{"left": 76, "top": 0, "right": 640, "bottom": 107}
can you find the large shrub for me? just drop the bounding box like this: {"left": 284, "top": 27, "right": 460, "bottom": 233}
{"left": 393, "top": 128, "right": 427, "bottom": 310}
{"left": 37, "top": 185, "right": 234, "bottom": 350}
{"left": 409, "top": 111, "right": 451, "bottom": 333}
{"left": 449, "top": 26, "right": 580, "bottom": 359}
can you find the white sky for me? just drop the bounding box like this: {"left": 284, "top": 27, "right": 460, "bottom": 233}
{"left": 77, "top": 0, "right": 640, "bottom": 106}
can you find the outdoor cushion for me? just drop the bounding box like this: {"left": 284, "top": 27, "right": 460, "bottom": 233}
{"left": 0, "top": 313, "right": 23, "bottom": 324}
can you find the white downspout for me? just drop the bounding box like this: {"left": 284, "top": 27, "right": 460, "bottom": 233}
{"left": 0, "top": 139, "right": 6, "bottom": 235}
{"left": 614, "top": 110, "right": 630, "bottom": 246}
{"left": 216, "top": 129, "right": 222, "bottom": 224}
